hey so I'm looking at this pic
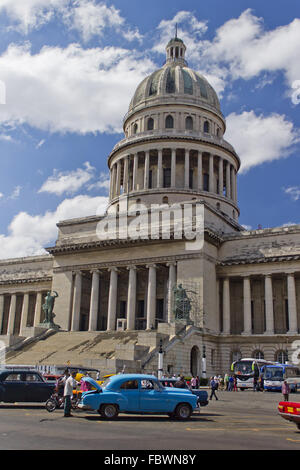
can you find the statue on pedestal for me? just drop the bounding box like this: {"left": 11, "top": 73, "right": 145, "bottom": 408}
{"left": 42, "top": 291, "right": 60, "bottom": 328}
{"left": 173, "top": 284, "right": 192, "bottom": 322}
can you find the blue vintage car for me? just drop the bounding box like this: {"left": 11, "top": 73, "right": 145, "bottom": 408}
{"left": 78, "top": 374, "right": 197, "bottom": 419}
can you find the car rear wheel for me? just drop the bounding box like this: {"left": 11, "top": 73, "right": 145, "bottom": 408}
{"left": 99, "top": 404, "right": 119, "bottom": 419}
{"left": 175, "top": 403, "right": 192, "bottom": 420}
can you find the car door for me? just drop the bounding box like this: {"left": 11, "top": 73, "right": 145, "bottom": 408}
{"left": 1, "top": 373, "right": 27, "bottom": 402}
{"left": 24, "top": 372, "right": 52, "bottom": 402}
{"left": 118, "top": 379, "right": 140, "bottom": 412}
{"left": 139, "top": 379, "right": 172, "bottom": 412}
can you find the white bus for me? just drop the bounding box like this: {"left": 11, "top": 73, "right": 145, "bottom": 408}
{"left": 231, "top": 358, "right": 275, "bottom": 390}
{"left": 262, "top": 363, "right": 300, "bottom": 392}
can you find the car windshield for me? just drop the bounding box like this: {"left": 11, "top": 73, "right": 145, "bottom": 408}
{"left": 101, "top": 378, "right": 111, "bottom": 389}
{"left": 234, "top": 361, "right": 253, "bottom": 375}
{"left": 264, "top": 367, "right": 283, "bottom": 380}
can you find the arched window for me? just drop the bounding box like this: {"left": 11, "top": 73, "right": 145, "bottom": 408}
{"left": 165, "top": 115, "right": 174, "bottom": 129}
{"left": 253, "top": 350, "right": 264, "bottom": 360}
{"left": 133, "top": 123, "right": 138, "bottom": 134}
{"left": 275, "top": 350, "right": 288, "bottom": 364}
{"left": 190, "top": 346, "right": 200, "bottom": 376}
{"left": 185, "top": 116, "right": 193, "bottom": 130}
{"left": 216, "top": 128, "right": 220, "bottom": 137}
{"left": 231, "top": 350, "right": 241, "bottom": 363}
{"left": 162, "top": 196, "right": 169, "bottom": 204}
{"left": 147, "top": 118, "right": 154, "bottom": 131}
{"left": 203, "top": 120, "right": 210, "bottom": 133}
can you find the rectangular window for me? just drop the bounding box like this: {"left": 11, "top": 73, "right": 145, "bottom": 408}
{"left": 203, "top": 173, "right": 209, "bottom": 191}
{"left": 163, "top": 168, "right": 171, "bottom": 188}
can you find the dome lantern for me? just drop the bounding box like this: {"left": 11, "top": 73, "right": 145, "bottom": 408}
{"left": 165, "top": 35, "right": 187, "bottom": 66}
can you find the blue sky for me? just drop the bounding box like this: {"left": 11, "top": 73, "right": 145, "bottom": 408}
{"left": 0, "top": 0, "right": 299, "bottom": 258}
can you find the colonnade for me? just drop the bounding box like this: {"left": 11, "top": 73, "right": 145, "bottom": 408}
{"left": 0, "top": 290, "right": 47, "bottom": 336}
{"left": 109, "top": 147, "right": 237, "bottom": 204}
{"left": 70, "top": 262, "right": 177, "bottom": 333}
{"left": 220, "top": 272, "right": 299, "bottom": 335}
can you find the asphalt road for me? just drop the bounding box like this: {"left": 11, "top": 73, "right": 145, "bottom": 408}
{"left": 0, "top": 390, "right": 299, "bottom": 451}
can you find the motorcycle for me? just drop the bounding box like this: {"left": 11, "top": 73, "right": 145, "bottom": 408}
{"left": 45, "top": 392, "right": 79, "bottom": 413}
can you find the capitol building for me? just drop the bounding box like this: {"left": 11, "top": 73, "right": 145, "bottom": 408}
{"left": 1, "top": 37, "right": 300, "bottom": 376}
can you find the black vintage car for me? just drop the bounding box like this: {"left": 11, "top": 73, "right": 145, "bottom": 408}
{"left": 0, "top": 369, "right": 55, "bottom": 403}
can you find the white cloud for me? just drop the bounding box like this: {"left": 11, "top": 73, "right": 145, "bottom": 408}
{"left": 225, "top": 111, "right": 300, "bottom": 172}
{"left": 9, "top": 185, "right": 22, "bottom": 199}
{"left": 284, "top": 187, "right": 300, "bottom": 202}
{"left": 0, "top": 0, "right": 68, "bottom": 34}
{"left": 0, "top": 0, "right": 142, "bottom": 43}
{"left": 88, "top": 171, "right": 110, "bottom": 193}
{"left": 0, "top": 42, "right": 155, "bottom": 134}
{"left": 39, "top": 161, "right": 95, "bottom": 196}
{"left": 0, "top": 194, "right": 108, "bottom": 259}
{"left": 65, "top": 0, "right": 142, "bottom": 43}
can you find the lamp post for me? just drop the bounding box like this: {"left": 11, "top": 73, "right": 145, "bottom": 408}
{"left": 202, "top": 344, "right": 206, "bottom": 379}
{"left": 158, "top": 339, "right": 164, "bottom": 379}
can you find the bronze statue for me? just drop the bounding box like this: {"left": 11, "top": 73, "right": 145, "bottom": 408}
{"left": 42, "top": 291, "right": 58, "bottom": 324}
{"left": 173, "top": 284, "right": 191, "bottom": 321}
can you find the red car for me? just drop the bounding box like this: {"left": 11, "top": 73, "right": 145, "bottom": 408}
{"left": 278, "top": 401, "right": 300, "bottom": 430}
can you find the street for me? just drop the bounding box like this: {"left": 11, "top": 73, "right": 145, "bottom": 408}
{"left": 0, "top": 390, "right": 299, "bottom": 450}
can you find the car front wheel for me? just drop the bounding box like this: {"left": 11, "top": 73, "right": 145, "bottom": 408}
{"left": 175, "top": 403, "right": 192, "bottom": 420}
{"left": 99, "top": 404, "right": 119, "bottom": 419}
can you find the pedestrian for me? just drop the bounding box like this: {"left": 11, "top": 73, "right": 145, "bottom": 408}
{"left": 224, "top": 373, "right": 229, "bottom": 391}
{"left": 253, "top": 376, "right": 258, "bottom": 392}
{"left": 209, "top": 377, "right": 218, "bottom": 400}
{"left": 228, "top": 375, "right": 234, "bottom": 391}
{"left": 175, "top": 375, "right": 186, "bottom": 388}
{"left": 196, "top": 376, "right": 200, "bottom": 388}
{"left": 282, "top": 380, "right": 290, "bottom": 402}
{"left": 191, "top": 376, "right": 197, "bottom": 389}
{"left": 64, "top": 371, "right": 77, "bottom": 417}
{"left": 233, "top": 376, "right": 238, "bottom": 392}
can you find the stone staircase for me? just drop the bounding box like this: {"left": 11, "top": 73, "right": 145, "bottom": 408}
{"left": 1, "top": 323, "right": 195, "bottom": 375}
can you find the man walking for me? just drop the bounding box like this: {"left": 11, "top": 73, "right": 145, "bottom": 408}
{"left": 209, "top": 377, "right": 218, "bottom": 401}
{"left": 64, "top": 371, "right": 77, "bottom": 417}
{"left": 282, "top": 380, "right": 290, "bottom": 402}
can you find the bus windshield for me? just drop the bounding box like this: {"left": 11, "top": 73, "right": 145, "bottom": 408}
{"left": 233, "top": 361, "right": 253, "bottom": 376}
{"left": 264, "top": 367, "right": 283, "bottom": 381}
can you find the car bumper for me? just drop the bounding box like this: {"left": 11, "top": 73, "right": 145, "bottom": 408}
{"left": 77, "top": 403, "right": 93, "bottom": 410}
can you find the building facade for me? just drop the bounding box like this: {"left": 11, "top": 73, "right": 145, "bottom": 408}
{"left": 0, "top": 37, "right": 300, "bottom": 376}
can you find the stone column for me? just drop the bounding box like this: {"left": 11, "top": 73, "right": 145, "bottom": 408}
{"left": 226, "top": 161, "right": 231, "bottom": 199}
{"left": 218, "top": 156, "right": 223, "bottom": 196}
{"left": 71, "top": 272, "right": 82, "bottom": 331}
{"left": 110, "top": 164, "right": 116, "bottom": 200}
{"left": 184, "top": 149, "right": 190, "bottom": 188}
{"left": 89, "top": 270, "right": 100, "bottom": 332}
{"left": 242, "top": 277, "right": 252, "bottom": 335}
{"left": 171, "top": 149, "right": 176, "bottom": 187}
{"left": 127, "top": 266, "right": 137, "bottom": 330}
{"left": 222, "top": 278, "right": 230, "bottom": 334}
{"left": 157, "top": 149, "right": 163, "bottom": 188}
{"left": 209, "top": 154, "right": 214, "bottom": 193}
{"left": 146, "top": 264, "right": 157, "bottom": 330}
{"left": 107, "top": 268, "right": 118, "bottom": 331}
{"left": 123, "top": 156, "right": 129, "bottom": 194}
{"left": 116, "top": 160, "right": 121, "bottom": 196}
{"left": 197, "top": 151, "right": 203, "bottom": 191}
{"left": 7, "top": 294, "right": 17, "bottom": 335}
{"left": 264, "top": 274, "right": 274, "bottom": 334}
{"left": 132, "top": 153, "right": 138, "bottom": 190}
{"left": 287, "top": 273, "right": 298, "bottom": 334}
{"left": 231, "top": 166, "right": 236, "bottom": 203}
{"left": 144, "top": 150, "right": 150, "bottom": 189}
{"left": 0, "top": 295, "right": 4, "bottom": 334}
{"left": 167, "top": 262, "right": 176, "bottom": 323}
{"left": 33, "top": 292, "right": 43, "bottom": 327}
{"left": 20, "top": 293, "right": 29, "bottom": 334}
